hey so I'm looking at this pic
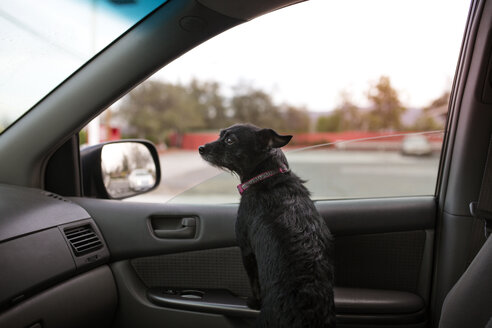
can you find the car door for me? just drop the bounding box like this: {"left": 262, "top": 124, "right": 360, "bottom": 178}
{"left": 66, "top": 1, "right": 474, "bottom": 327}
{"left": 68, "top": 195, "right": 434, "bottom": 327}
{"left": 1, "top": 0, "right": 488, "bottom": 327}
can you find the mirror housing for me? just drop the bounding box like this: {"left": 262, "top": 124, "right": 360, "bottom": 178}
{"left": 81, "top": 140, "right": 161, "bottom": 199}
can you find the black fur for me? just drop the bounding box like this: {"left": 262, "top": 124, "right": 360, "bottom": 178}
{"left": 199, "top": 124, "right": 335, "bottom": 327}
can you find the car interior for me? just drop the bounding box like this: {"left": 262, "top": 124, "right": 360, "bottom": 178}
{"left": 0, "top": 0, "right": 491, "bottom": 327}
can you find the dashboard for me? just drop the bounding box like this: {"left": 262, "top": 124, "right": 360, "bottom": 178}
{"left": 0, "top": 184, "right": 116, "bottom": 328}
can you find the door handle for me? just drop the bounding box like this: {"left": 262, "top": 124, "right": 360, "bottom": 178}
{"left": 153, "top": 217, "right": 197, "bottom": 239}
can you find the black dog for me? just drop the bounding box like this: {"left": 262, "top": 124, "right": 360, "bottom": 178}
{"left": 199, "top": 124, "right": 335, "bottom": 327}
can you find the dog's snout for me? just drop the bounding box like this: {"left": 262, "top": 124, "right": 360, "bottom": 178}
{"left": 198, "top": 145, "right": 205, "bottom": 154}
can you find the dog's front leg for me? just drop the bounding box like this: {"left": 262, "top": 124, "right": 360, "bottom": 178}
{"left": 242, "top": 252, "right": 262, "bottom": 310}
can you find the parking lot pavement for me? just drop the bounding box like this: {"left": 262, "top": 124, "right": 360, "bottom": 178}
{"left": 128, "top": 150, "right": 222, "bottom": 203}
{"left": 127, "top": 149, "right": 441, "bottom": 204}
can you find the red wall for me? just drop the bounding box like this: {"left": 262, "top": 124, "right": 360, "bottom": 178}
{"left": 171, "top": 131, "right": 442, "bottom": 150}
{"left": 172, "top": 133, "right": 219, "bottom": 150}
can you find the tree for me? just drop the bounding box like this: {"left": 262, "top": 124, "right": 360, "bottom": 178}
{"left": 316, "top": 92, "right": 363, "bottom": 132}
{"left": 316, "top": 113, "right": 343, "bottom": 132}
{"left": 230, "top": 83, "right": 284, "bottom": 130}
{"left": 366, "top": 76, "right": 406, "bottom": 131}
{"left": 282, "top": 105, "right": 311, "bottom": 133}
{"left": 424, "top": 90, "right": 450, "bottom": 111}
{"left": 79, "top": 129, "right": 88, "bottom": 145}
{"left": 187, "top": 79, "right": 230, "bottom": 129}
{"left": 411, "top": 114, "right": 442, "bottom": 131}
{"left": 121, "top": 154, "right": 130, "bottom": 174}
{"left": 129, "top": 143, "right": 153, "bottom": 170}
{"left": 116, "top": 79, "right": 316, "bottom": 142}
{"left": 411, "top": 90, "right": 449, "bottom": 131}
{"left": 336, "top": 92, "right": 364, "bottom": 131}
{"left": 117, "top": 80, "right": 205, "bottom": 143}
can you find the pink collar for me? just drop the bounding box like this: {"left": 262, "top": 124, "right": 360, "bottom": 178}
{"left": 237, "top": 165, "right": 289, "bottom": 195}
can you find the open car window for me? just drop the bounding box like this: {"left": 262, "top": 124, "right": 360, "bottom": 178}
{"left": 164, "top": 131, "right": 444, "bottom": 204}
{"left": 81, "top": 0, "right": 468, "bottom": 204}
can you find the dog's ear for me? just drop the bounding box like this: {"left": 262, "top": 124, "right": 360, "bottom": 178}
{"left": 258, "top": 128, "right": 292, "bottom": 148}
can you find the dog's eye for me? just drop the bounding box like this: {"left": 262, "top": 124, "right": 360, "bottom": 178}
{"left": 225, "top": 137, "right": 234, "bottom": 145}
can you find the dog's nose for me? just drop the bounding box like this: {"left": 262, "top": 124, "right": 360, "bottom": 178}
{"left": 198, "top": 146, "right": 205, "bottom": 154}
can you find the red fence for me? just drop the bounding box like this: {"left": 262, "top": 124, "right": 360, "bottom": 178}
{"left": 169, "top": 131, "right": 443, "bottom": 150}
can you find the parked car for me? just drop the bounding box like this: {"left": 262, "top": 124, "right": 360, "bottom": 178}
{"left": 401, "top": 135, "right": 433, "bottom": 156}
{"left": 0, "top": 0, "right": 490, "bottom": 328}
{"left": 128, "top": 169, "right": 155, "bottom": 191}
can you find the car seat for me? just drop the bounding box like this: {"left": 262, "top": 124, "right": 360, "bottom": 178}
{"left": 438, "top": 233, "right": 492, "bottom": 327}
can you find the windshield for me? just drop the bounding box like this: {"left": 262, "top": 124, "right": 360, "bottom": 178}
{"left": 0, "top": 0, "right": 166, "bottom": 133}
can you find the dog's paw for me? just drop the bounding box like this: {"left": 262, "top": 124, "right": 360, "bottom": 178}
{"left": 247, "top": 297, "right": 261, "bottom": 310}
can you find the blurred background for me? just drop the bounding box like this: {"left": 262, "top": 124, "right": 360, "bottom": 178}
{"left": 0, "top": 0, "right": 470, "bottom": 203}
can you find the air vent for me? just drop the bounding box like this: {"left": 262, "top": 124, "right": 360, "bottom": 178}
{"left": 42, "top": 191, "right": 69, "bottom": 202}
{"left": 64, "top": 225, "right": 103, "bottom": 256}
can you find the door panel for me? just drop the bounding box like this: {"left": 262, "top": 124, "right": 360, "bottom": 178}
{"left": 132, "top": 247, "right": 251, "bottom": 298}
{"left": 73, "top": 196, "right": 435, "bottom": 327}
{"left": 110, "top": 261, "right": 252, "bottom": 328}
{"left": 335, "top": 230, "right": 428, "bottom": 292}
{"left": 73, "top": 199, "right": 238, "bottom": 260}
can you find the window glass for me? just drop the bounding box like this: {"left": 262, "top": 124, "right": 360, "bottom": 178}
{"left": 82, "top": 0, "right": 469, "bottom": 204}
{"left": 0, "top": 0, "right": 165, "bottom": 133}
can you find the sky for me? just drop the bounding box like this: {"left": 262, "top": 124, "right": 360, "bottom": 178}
{"left": 0, "top": 0, "right": 471, "bottom": 129}
{"left": 157, "top": 0, "right": 470, "bottom": 111}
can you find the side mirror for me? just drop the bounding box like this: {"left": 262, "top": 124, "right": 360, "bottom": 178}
{"left": 81, "top": 140, "right": 161, "bottom": 199}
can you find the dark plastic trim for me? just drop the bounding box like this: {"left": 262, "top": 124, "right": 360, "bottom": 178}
{"left": 72, "top": 196, "right": 436, "bottom": 261}
{"left": 0, "top": 266, "right": 117, "bottom": 328}
{"left": 147, "top": 288, "right": 258, "bottom": 317}
{"left": 58, "top": 218, "right": 110, "bottom": 270}
{"left": 45, "top": 135, "right": 82, "bottom": 197}
{"left": 336, "top": 310, "right": 427, "bottom": 326}
{"left": 0, "top": 228, "right": 75, "bottom": 310}
{"left": 335, "top": 288, "right": 424, "bottom": 314}
{"left": 0, "top": 184, "right": 91, "bottom": 243}
{"left": 151, "top": 217, "right": 198, "bottom": 239}
{"left": 147, "top": 287, "right": 425, "bottom": 324}
{"left": 316, "top": 196, "right": 436, "bottom": 236}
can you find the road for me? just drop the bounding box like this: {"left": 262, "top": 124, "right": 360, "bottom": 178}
{"left": 127, "top": 149, "right": 441, "bottom": 204}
